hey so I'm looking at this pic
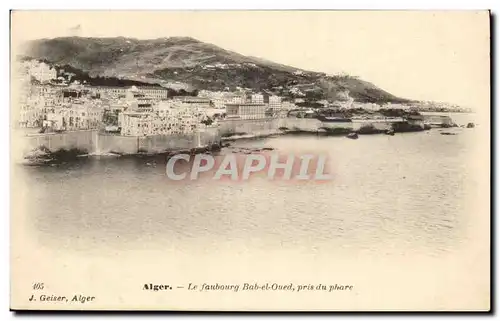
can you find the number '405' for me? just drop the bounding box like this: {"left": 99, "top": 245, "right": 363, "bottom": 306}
{"left": 33, "top": 283, "right": 44, "bottom": 290}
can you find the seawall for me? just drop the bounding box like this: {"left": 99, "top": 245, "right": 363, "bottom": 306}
{"left": 17, "top": 117, "right": 426, "bottom": 161}
{"left": 218, "top": 118, "right": 329, "bottom": 136}
{"left": 98, "top": 130, "right": 220, "bottom": 155}
{"left": 219, "top": 119, "right": 284, "bottom": 137}
{"left": 21, "top": 130, "right": 97, "bottom": 156}
{"left": 19, "top": 128, "right": 221, "bottom": 160}
{"left": 218, "top": 118, "right": 401, "bottom": 137}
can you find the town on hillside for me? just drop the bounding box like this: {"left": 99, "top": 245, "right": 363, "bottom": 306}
{"left": 14, "top": 59, "right": 472, "bottom": 137}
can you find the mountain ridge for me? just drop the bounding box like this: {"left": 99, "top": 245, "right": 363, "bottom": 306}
{"left": 21, "top": 36, "right": 412, "bottom": 104}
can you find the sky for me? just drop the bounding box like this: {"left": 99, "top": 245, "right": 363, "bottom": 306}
{"left": 11, "top": 11, "right": 490, "bottom": 109}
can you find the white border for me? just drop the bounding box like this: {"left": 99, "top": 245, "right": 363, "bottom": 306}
{"left": 2, "top": 1, "right": 498, "bottom": 320}
{"left": 2, "top": 1, "right": 498, "bottom": 10}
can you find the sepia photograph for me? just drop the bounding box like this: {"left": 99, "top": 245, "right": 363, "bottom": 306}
{"left": 9, "top": 10, "right": 491, "bottom": 311}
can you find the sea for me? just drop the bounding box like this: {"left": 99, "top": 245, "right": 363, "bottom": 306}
{"left": 14, "top": 113, "right": 485, "bottom": 259}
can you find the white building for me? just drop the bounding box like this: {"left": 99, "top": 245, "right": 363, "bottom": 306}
{"left": 44, "top": 103, "right": 103, "bottom": 131}
{"left": 225, "top": 103, "right": 266, "bottom": 120}
{"left": 91, "top": 86, "right": 127, "bottom": 99}
{"left": 171, "top": 96, "right": 211, "bottom": 108}
{"left": 23, "top": 60, "right": 57, "bottom": 83}
{"left": 197, "top": 90, "right": 248, "bottom": 109}
{"left": 251, "top": 93, "right": 264, "bottom": 104}
{"left": 17, "top": 104, "right": 42, "bottom": 128}
{"left": 137, "top": 86, "right": 169, "bottom": 100}
{"left": 229, "top": 96, "right": 246, "bottom": 104}
{"left": 268, "top": 95, "right": 282, "bottom": 109}
{"left": 120, "top": 111, "right": 153, "bottom": 136}
{"left": 90, "top": 85, "right": 169, "bottom": 101}
{"left": 382, "top": 102, "right": 410, "bottom": 110}
{"left": 334, "top": 90, "right": 355, "bottom": 109}
{"left": 120, "top": 100, "right": 209, "bottom": 136}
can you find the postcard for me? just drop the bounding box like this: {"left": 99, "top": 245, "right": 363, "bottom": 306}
{"left": 10, "top": 10, "right": 491, "bottom": 311}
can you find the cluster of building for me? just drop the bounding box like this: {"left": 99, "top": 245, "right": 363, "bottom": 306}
{"left": 15, "top": 80, "right": 208, "bottom": 136}
{"left": 17, "top": 83, "right": 105, "bottom": 131}
{"left": 15, "top": 65, "right": 293, "bottom": 137}
{"left": 15, "top": 70, "right": 422, "bottom": 138}
{"left": 14, "top": 58, "right": 296, "bottom": 137}
{"left": 16, "top": 60, "right": 58, "bottom": 83}
{"left": 118, "top": 93, "right": 212, "bottom": 136}
{"left": 416, "top": 101, "right": 473, "bottom": 113}
{"left": 18, "top": 59, "right": 457, "bottom": 139}
{"left": 198, "top": 90, "right": 292, "bottom": 120}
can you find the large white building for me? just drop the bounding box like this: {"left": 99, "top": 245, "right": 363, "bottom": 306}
{"left": 197, "top": 90, "right": 249, "bottom": 108}
{"left": 171, "top": 96, "right": 211, "bottom": 108}
{"left": 91, "top": 86, "right": 127, "bottom": 99}
{"left": 137, "top": 86, "right": 169, "bottom": 100}
{"left": 225, "top": 103, "right": 266, "bottom": 120}
{"left": 91, "top": 85, "right": 169, "bottom": 101}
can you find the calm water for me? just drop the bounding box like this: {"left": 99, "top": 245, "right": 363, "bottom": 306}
{"left": 16, "top": 113, "right": 480, "bottom": 257}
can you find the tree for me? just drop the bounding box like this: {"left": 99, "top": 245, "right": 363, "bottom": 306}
{"left": 201, "top": 117, "right": 213, "bottom": 126}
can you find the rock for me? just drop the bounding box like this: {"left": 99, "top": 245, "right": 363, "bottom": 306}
{"left": 440, "top": 132, "right": 457, "bottom": 135}
{"left": 385, "top": 129, "right": 395, "bottom": 136}
{"left": 466, "top": 122, "right": 475, "bottom": 128}
{"left": 210, "top": 143, "right": 221, "bottom": 151}
{"left": 25, "top": 146, "right": 51, "bottom": 160}
{"left": 346, "top": 133, "right": 359, "bottom": 140}
{"left": 357, "top": 124, "right": 380, "bottom": 135}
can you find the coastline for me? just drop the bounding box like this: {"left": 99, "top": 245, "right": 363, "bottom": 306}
{"left": 19, "top": 113, "right": 476, "bottom": 166}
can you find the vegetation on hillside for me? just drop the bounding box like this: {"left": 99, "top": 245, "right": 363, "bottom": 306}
{"left": 22, "top": 36, "right": 412, "bottom": 104}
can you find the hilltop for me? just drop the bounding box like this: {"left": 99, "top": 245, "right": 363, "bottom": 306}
{"left": 21, "top": 36, "right": 411, "bottom": 103}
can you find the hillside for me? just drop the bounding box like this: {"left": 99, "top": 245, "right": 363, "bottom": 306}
{"left": 21, "top": 36, "right": 411, "bottom": 103}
